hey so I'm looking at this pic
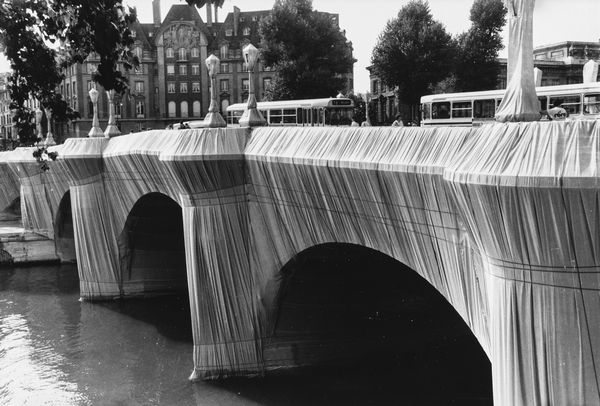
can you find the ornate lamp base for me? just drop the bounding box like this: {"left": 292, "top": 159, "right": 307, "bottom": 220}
{"left": 204, "top": 111, "right": 227, "bottom": 128}
{"left": 239, "top": 108, "right": 266, "bottom": 127}
{"left": 104, "top": 124, "right": 121, "bottom": 137}
{"left": 88, "top": 126, "right": 104, "bottom": 137}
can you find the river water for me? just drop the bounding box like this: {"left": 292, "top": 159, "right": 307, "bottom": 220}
{"left": 0, "top": 264, "right": 492, "bottom": 405}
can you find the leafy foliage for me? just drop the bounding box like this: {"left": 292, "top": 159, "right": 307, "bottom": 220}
{"left": 0, "top": 0, "right": 138, "bottom": 144}
{"left": 371, "top": 1, "right": 455, "bottom": 107}
{"left": 259, "top": 0, "right": 355, "bottom": 100}
{"left": 453, "top": 0, "right": 506, "bottom": 92}
{"left": 32, "top": 145, "right": 58, "bottom": 172}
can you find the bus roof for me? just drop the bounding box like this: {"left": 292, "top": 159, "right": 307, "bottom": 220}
{"left": 420, "top": 82, "right": 600, "bottom": 103}
{"left": 227, "top": 97, "right": 352, "bottom": 111}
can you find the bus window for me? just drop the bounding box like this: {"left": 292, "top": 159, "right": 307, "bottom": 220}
{"left": 283, "top": 109, "right": 297, "bottom": 124}
{"left": 422, "top": 103, "right": 431, "bottom": 120}
{"left": 452, "top": 101, "right": 472, "bottom": 118}
{"left": 270, "top": 109, "right": 283, "bottom": 124}
{"left": 550, "top": 95, "right": 581, "bottom": 115}
{"left": 583, "top": 94, "right": 600, "bottom": 114}
{"left": 432, "top": 102, "right": 450, "bottom": 119}
{"left": 496, "top": 99, "right": 503, "bottom": 108}
{"left": 473, "top": 99, "right": 495, "bottom": 118}
{"left": 538, "top": 96, "right": 548, "bottom": 112}
{"left": 297, "top": 108, "right": 303, "bottom": 124}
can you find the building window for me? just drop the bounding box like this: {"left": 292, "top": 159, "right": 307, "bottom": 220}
{"left": 191, "top": 47, "right": 199, "bottom": 58}
{"left": 115, "top": 101, "right": 122, "bottom": 117}
{"left": 168, "top": 101, "right": 176, "bottom": 118}
{"left": 243, "top": 27, "right": 250, "bottom": 36}
{"left": 181, "top": 101, "right": 189, "bottom": 118}
{"left": 221, "top": 99, "right": 229, "bottom": 113}
{"left": 225, "top": 29, "right": 233, "bottom": 37}
{"left": 192, "top": 82, "right": 201, "bottom": 93}
{"left": 134, "top": 46, "right": 143, "bottom": 59}
{"left": 179, "top": 64, "right": 187, "bottom": 75}
{"left": 252, "top": 16, "right": 258, "bottom": 22}
{"left": 167, "top": 64, "right": 175, "bottom": 75}
{"left": 193, "top": 101, "right": 201, "bottom": 116}
{"left": 263, "top": 78, "right": 271, "bottom": 91}
{"left": 134, "top": 64, "right": 143, "bottom": 74}
{"left": 191, "top": 64, "right": 200, "bottom": 75}
{"left": 220, "top": 63, "right": 229, "bottom": 74}
{"left": 167, "top": 82, "right": 176, "bottom": 93}
{"left": 87, "top": 63, "right": 97, "bottom": 74}
{"left": 134, "top": 81, "right": 145, "bottom": 94}
{"left": 220, "top": 44, "right": 228, "bottom": 59}
{"left": 131, "top": 29, "right": 136, "bottom": 38}
{"left": 166, "top": 47, "right": 174, "bottom": 58}
{"left": 371, "top": 80, "right": 379, "bottom": 94}
{"left": 180, "top": 82, "right": 188, "bottom": 93}
{"left": 136, "top": 101, "right": 145, "bottom": 117}
{"left": 242, "top": 78, "right": 249, "bottom": 92}
{"left": 220, "top": 79, "right": 229, "bottom": 92}
{"left": 179, "top": 48, "right": 187, "bottom": 60}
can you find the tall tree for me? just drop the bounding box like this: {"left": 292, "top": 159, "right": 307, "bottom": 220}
{"left": 371, "top": 1, "right": 455, "bottom": 112}
{"left": 454, "top": 0, "right": 506, "bottom": 91}
{"left": 0, "top": 0, "right": 137, "bottom": 144}
{"left": 258, "top": 0, "right": 355, "bottom": 100}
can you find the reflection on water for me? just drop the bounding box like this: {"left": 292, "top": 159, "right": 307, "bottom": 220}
{"left": 0, "top": 264, "right": 492, "bottom": 405}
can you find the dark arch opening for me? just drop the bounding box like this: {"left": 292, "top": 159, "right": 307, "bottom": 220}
{"left": 54, "top": 192, "right": 76, "bottom": 263}
{"left": 118, "top": 192, "right": 187, "bottom": 297}
{"left": 261, "top": 243, "right": 491, "bottom": 403}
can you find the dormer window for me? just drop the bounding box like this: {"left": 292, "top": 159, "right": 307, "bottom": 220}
{"left": 131, "top": 30, "right": 136, "bottom": 38}
{"left": 220, "top": 44, "right": 228, "bottom": 59}
{"left": 179, "top": 48, "right": 187, "bottom": 60}
{"left": 243, "top": 27, "right": 250, "bottom": 36}
{"left": 134, "top": 46, "right": 143, "bottom": 59}
{"left": 225, "top": 29, "right": 233, "bottom": 37}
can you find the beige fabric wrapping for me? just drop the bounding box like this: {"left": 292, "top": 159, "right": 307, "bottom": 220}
{"left": 495, "top": 0, "right": 541, "bottom": 122}
{"left": 1, "top": 121, "right": 599, "bottom": 404}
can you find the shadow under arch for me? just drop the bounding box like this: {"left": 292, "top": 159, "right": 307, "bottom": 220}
{"left": 117, "top": 192, "right": 187, "bottom": 297}
{"left": 54, "top": 191, "right": 76, "bottom": 263}
{"left": 261, "top": 242, "right": 491, "bottom": 401}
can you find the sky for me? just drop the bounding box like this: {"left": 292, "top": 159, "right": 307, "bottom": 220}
{"left": 1, "top": 0, "right": 599, "bottom": 93}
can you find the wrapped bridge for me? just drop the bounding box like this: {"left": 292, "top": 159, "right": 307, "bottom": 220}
{"left": 1, "top": 122, "right": 599, "bottom": 405}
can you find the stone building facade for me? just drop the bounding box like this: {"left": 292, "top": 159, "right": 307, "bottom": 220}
{"left": 369, "top": 40, "right": 600, "bottom": 125}
{"left": 50, "top": 2, "right": 352, "bottom": 140}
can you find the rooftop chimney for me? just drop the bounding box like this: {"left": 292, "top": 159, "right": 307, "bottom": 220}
{"left": 152, "top": 0, "right": 161, "bottom": 27}
{"left": 206, "top": 3, "right": 213, "bottom": 26}
{"left": 233, "top": 6, "right": 240, "bottom": 36}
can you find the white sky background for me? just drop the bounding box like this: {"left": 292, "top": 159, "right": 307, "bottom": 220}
{"left": 0, "top": 0, "right": 599, "bottom": 93}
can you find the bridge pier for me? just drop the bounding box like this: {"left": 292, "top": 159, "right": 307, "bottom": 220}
{"left": 183, "top": 188, "right": 264, "bottom": 380}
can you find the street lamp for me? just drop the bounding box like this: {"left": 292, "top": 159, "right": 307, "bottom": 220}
{"left": 238, "top": 43, "right": 266, "bottom": 127}
{"left": 35, "top": 108, "right": 44, "bottom": 141}
{"left": 104, "top": 89, "right": 121, "bottom": 137}
{"left": 88, "top": 85, "right": 104, "bottom": 137}
{"left": 203, "top": 54, "right": 226, "bottom": 128}
{"left": 43, "top": 106, "right": 56, "bottom": 146}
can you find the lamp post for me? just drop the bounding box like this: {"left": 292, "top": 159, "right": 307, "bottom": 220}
{"left": 43, "top": 107, "right": 56, "bottom": 146}
{"left": 104, "top": 89, "right": 121, "bottom": 137}
{"left": 88, "top": 85, "right": 104, "bottom": 137}
{"left": 203, "top": 54, "right": 226, "bottom": 128}
{"left": 238, "top": 43, "right": 266, "bottom": 127}
{"left": 35, "top": 108, "right": 44, "bottom": 141}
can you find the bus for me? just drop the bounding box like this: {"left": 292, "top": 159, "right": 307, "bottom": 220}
{"left": 226, "top": 97, "right": 355, "bottom": 126}
{"left": 420, "top": 82, "right": 600, "bottom": 126}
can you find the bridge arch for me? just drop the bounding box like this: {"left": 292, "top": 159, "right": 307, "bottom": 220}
{"left": 263, "top": 242, "right": 490, "bottom": 393}
{"left": 117, "top": 192, "right": 187, "bottom": 296}
{"left": 54, "top": 191, "right": 76, "bottom": 263}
